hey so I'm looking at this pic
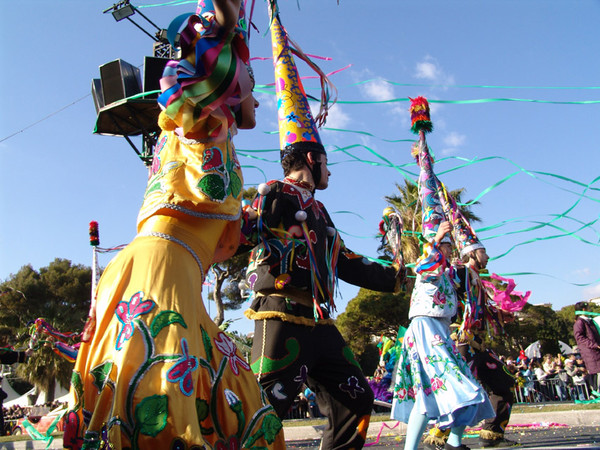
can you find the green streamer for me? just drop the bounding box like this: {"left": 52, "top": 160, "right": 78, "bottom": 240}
{"left": 347, "top": 79, "right": 600, "bottom": 90}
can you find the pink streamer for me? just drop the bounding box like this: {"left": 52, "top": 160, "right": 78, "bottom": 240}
{"left": 506, "top": 422, "right": 569, "bottom": 429}
{"left": 481, "top": 273, "right": 530, "bottom": 312}
{"left": 364, "top": 421, "right": 401, "bottom": 447}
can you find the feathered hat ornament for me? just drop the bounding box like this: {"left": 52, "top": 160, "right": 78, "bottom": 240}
{"left": 409, "top": 96, "right": 433, "bottom": 135}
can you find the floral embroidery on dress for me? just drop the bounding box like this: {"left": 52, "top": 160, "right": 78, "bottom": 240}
{"left": 167, "top": 338, "right": 199, "bottom": 396}
{"left": 339, "top": 376, "right": 365, "bottom": 399}
{"left": 197, "top": 146, "right": 242, "bottom": 203}
{"left": 214, "top": 332, "right": 250, "bottom": 375}
{"left": 115, "top": 291, "right": 155, "bottom": 351}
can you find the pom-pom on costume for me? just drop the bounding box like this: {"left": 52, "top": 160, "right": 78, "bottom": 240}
{"left": 241, "top": 3, "right": 401, "bottom": 448}
{"left": 64, "top": 2, "right": 284, "bottom": 449}
{"left": 391, "top": 99, "right": 493, "bottom": 450}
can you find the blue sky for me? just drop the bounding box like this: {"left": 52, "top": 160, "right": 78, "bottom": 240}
{"left": 1, "top": 1, "right": 599, "bottom": 336}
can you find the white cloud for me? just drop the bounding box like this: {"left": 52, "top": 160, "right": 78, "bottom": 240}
{"left": 443, "top": 132, "right": 466, "bottom": 147}
{"left": 414, "top": 56, "right": 455, "bottom": 85}
{"left": 322, "top": 103, "right": 351, "bottom": 129}
{"left": 437, "top": 132, "right": 466, "bottom": 156}
{"left": 415, "top": 61, "right": 439, "bottom": 81}
{"left": 583, "top": 283, "right": 600, "bottom": 299}
{"left": 360, "top": 78, "right": 396, "bottom": 102}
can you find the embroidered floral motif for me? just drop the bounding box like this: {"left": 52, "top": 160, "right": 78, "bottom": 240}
{"left": 215, "top": 435, "right": 240, "bottom": 450}
{"left": 167, "top": 338, "right": 199, "bottom": 396}
{"left": 293, "top": 365, "right": 308, "bottom": 384}
{"left": 260, "top": 414, "right": 283, "bottom": 444}
{"left": 197, "top": 146, "right": 242, "bottom": 202}
{"left": 151, "top": 135, "right": 168, "bottom": 176}
{"left": 115, "top": 291, "right": 155, "bottom": 351}
{"left": 431, "top": 376, "right": 446, "bottom": 393}
{"left": 214, "top": 332, "right": 250, "bottom": 375}
{"left": 339, "top": 376, "right": 365, "bottom": 399}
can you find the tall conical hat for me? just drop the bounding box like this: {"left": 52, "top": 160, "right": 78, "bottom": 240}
{"left": 270, "top": 11, "right": 326, "bottom": 160}
{"left": 410, "top": 97, "right": 446, "bottom": 243}
{"left": 410, "top": 96, "right": 484, "bottom": 256}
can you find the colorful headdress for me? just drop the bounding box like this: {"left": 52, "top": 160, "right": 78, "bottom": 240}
{"left": 269, "top": 3, "right": 333, "bottom": 160}
{"left": 453, "top": 213, "right": 484, "bottom": 257}
{"left": 410, "top": 97, "right": 484, "bottom": 257}
{"left": 157, "top": 0, "right": 252, "bottom": 140}
{"left": 410, "top": 97, "right": 446, "bottom": 243}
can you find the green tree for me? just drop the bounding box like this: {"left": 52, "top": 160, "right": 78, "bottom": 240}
{"left": 336, "top": 289, "right": 410, "bottom": 375}
{"left": 496, "top": 304, "right": 572, "bottom": 357}
{"left": 209, "top": 252, "right": 251, "bottom": 326}
{"left": 208, "top": 187, "right": 257, "bottom": 326}
{"left": 0, "top": 259, "right": 91, "bottom": 400}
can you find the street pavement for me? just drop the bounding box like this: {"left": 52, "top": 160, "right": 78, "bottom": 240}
{"left": 284, "top": 409, "right": 600, "bottom": 449}
{"left": 0, "top": 409, "right": 598, "bottom": 449}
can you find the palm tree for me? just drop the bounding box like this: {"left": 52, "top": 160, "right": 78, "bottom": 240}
{"left": 384, "top": 179, "right": 482, "bottom": 267}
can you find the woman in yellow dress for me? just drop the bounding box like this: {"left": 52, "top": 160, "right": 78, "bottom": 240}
{"left": 63, "top": 1, "right": 285, "bottom": 448}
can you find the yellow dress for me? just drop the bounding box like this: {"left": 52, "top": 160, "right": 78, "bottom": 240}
{"left": 63, "top": 131, "right": 285, "bottom": 449}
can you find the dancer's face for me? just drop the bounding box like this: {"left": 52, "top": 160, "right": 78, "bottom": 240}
{"left": 439, "top": 243, "right": 452, "bottom": 261}
{"left": 472, "top": 248, "right": 489, "bottom": 269}
{"left": 314, "top": 154, "right": 330, "bottom": 190}
{"left": 236, "top": 94, "right": 259, "bottom": 129}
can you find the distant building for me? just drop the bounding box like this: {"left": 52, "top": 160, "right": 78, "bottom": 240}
{"left": 589, "top": 297, "right": 600, "bottom": 306}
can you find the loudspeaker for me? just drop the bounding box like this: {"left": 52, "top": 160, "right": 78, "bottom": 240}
{"left": 143, "top": 56, "right": 169, "bottom": 98}
{"left": 91, "top": 78, "right": 105, "bottom": 113}
{"left": 99, "top": 59, "right": 141, "bottom": 105}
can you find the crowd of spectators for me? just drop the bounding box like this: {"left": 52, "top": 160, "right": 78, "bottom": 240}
{"left": 1, "top": 400, "right": 67, "bottom": 435}
{"left": 502, "top": 348, "right": 596, "bottom": 403}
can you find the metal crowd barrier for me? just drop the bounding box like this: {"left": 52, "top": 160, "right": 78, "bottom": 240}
{"left": 514, "top": 376, "right": 593, "bottom": 404}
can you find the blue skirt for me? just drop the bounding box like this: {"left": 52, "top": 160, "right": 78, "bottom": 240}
{"left": 391, "top": 316, "right": 494, "bottom": 429}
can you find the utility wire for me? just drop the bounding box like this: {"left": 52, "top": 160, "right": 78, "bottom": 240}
{"left": 0, "top": 94, "right": 91, "bottom": 144}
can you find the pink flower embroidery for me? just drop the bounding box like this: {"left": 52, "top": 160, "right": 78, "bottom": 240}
{"left": 214, "top": 332, "right": 250, "bottom": 375}
{"left": 431, "top": 376, "right": 445, "bottom": 393}
{"left": 150, "top": 135, "right": 167, "bottom": 175}
{"left": 115, "top": 291, "right": 155, "bottom": 350}
{"left": 407, "top": 386, "right": 416, "bottom": 399}
{"left": 396, "top": 388, "right": 407, "bottom": 400}
{"left": 432, "top": 290, "right": 446, "bottom": 306}
{"left": 406, "top": 336, "right": 415, "bottom": 349}
{"left": 167, "top": 338, "right": 199, "bottom": 396}
{"left": 431, "top": 334, "right": 444, "bottom": 347}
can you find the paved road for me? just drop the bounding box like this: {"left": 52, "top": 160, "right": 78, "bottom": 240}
{"left": 1, "top": 409, "right": 598, "bottom": 449}
{"left": 283, "top": 409, "right": 600, "bottom": 449}
{"left": 285, "top": 425, "right": 600, "bottom": 449}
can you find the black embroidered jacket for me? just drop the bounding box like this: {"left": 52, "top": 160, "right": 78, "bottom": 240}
{"left": 243, "top": 179, "right": 398, "bottom": 317}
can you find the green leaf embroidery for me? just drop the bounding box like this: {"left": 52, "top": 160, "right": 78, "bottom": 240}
{"left": 196, "top": 398, "right": 214, "bottom": 435}
{"left": 70, "top": 371, "right": 83, "bottom": 410}
{"left": 90, "top": 361, "right": 114, "bottom": 392}
{"left": 228, "top": 170, "right": 242, "bottom": 198}
{"left": 150, "top": 310, "right": 187, "bottom": 338}
{"left": 134, "top": 395, "right": 168, "bottom": 437}
{"left": 201, "top": 327, "right": 213, "bottom": 362}
{"left": 197, "top": 173, "right": 227, "bottom": 202}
